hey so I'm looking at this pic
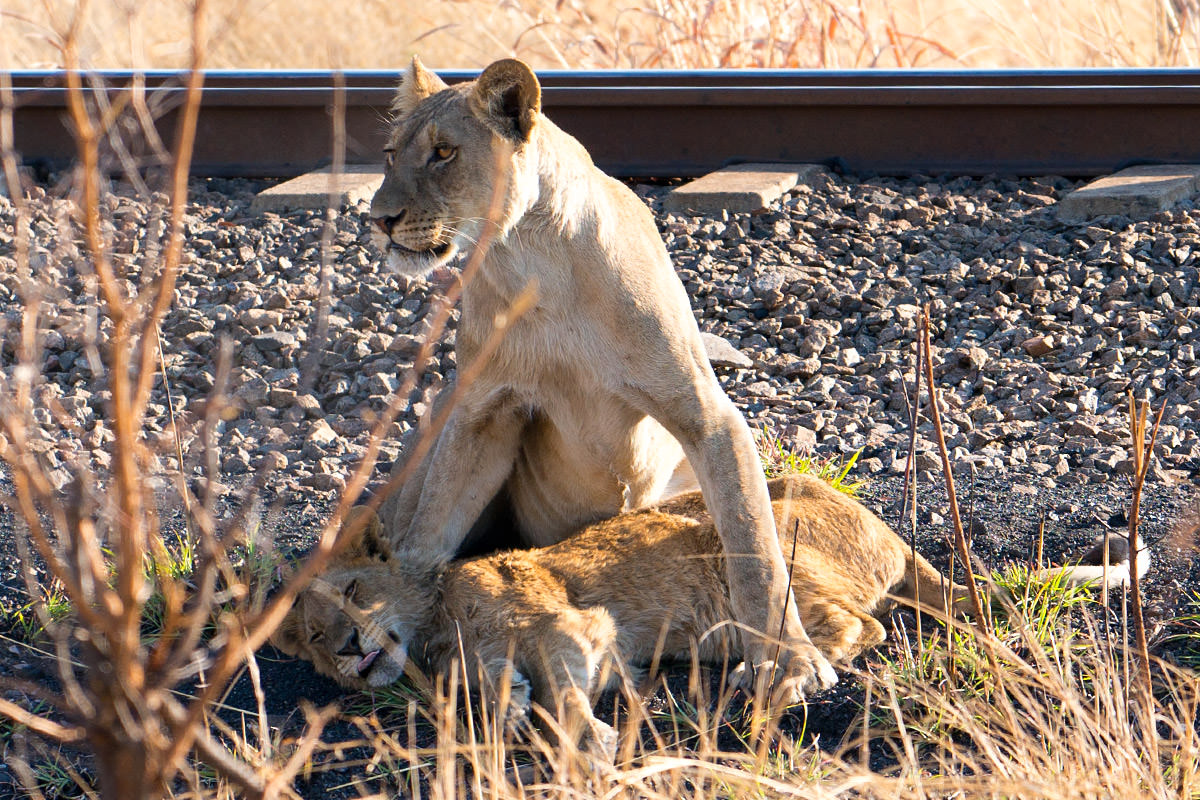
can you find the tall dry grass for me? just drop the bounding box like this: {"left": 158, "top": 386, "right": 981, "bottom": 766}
{"left": 3, "top": 0, "right": 1200, "bottom": 70}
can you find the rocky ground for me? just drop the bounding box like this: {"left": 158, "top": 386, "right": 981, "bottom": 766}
{"left": 8, "top": 171, "right": 1200, "bottom": 497}
{"left": 0, "top": 168, "right": 1198, "bottom": 794}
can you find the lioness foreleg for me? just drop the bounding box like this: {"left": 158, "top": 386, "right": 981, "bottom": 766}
{"left": 376, "top": 383, "right": 456, "bottom": 544}
{"left": 630, "top": 379, "right": 837, "bottom": 700}
{"left": 401, "top": 393, "right": 527, "bottom": 558}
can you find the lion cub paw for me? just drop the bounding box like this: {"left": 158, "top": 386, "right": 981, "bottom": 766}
{"left": 582, "top": 719, "right": 618, "bottom": 765}
{"left": 505, "top": 670, "right": 534, "bottom": 722}
{"left": 730, "top": 650, "right": 838, "bottom": 704}
{"left": 486, "top": 662, "right": 533, "bottom": 726}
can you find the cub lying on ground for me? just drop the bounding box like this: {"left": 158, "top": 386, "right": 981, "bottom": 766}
{"left": 273, "top": 474, "right": 1145, "bottom": 759}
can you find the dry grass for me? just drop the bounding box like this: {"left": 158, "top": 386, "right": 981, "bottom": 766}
{"left": 3, "top": 0, "right": 1200, "bottom": 70}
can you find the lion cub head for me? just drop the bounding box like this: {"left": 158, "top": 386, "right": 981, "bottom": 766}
{"left": 271, "top": 508, "right": 440, "bottom": 689}
{"left": 369, "top": 56, "right": 543, "bottom": 276}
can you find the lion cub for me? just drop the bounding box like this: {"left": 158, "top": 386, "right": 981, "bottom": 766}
{"left": 274, "top": 475, "right": 952, "bottom": 757}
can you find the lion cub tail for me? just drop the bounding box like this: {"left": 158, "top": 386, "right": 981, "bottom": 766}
{"left": 892, "top": 535, "right": 1150, "bottom": 621}
{"left": 892, "top": 548, "right": 965, "bottom": 617}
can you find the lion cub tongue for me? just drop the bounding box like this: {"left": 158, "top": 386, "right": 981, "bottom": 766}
{"left": 358, "top": 649, "right": 381, "bottom": 675}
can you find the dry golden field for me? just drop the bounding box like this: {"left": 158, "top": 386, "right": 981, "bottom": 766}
{"left": 3, "top": 0, "right": 1200, "bottom": 70}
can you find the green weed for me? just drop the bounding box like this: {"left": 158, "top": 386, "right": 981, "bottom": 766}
{"left": 757, "top": 426, "right": 866, "bottom": 496}
{"left": 874, "top": 564, "right": 1105, "bottom": 741}
{"left": 140, "top": 534, "right": 200, "bottom": 639}
{"left": 1, "top": 583, "right": 71, "bottom": 642}
{"left": 988, "top": 563, "right": 1096, "bottom": 649}
{"left": 28, "top": 756, "right": 80, "bottom": 799}
{"left": 342, "top": 679, "right": 427, "bottom": 720}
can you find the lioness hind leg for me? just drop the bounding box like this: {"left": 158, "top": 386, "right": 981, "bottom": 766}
{"left": 802, "top": 600, "right": 887, "bottom": 664}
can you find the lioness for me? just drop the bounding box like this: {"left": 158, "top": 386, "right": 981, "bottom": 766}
{"left": 273, "top": 474, "right": 1146, "bottom": 759}
{"left": 367, "top": 56, "right": 830, "bottom": 696}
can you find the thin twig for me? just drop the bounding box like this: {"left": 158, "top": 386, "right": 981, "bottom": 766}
{"left": 903, "top": 314, "right": 924, "bottom": 654}
{"left": 920, "top": 307, "right": 989, "bottom": 633}
{"left": 1126, "top": 392, "right": 1166, "bottom": 704}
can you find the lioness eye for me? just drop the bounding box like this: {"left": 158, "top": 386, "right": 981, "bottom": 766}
{"left": 308, "top": 631, "right": 324, "bottom": 643}
{"left": 432, "top": 144, "right": 456, "bottom": 162}
{"left": 383, "top": 149, "right": 395, "bottom": 168}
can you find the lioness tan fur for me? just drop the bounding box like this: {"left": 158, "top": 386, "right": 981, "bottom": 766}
{"left": 367, "top": 56, "right": 830, "bottom": 696}
{"left": 274, "top": 475, "right": 955, "bottom": 758}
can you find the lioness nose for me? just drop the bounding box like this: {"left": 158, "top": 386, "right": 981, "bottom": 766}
{"left": 373, "top": 210, "right": 406, "bottom": 235}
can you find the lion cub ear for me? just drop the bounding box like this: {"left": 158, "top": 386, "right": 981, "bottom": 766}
{"left": 392, "top": 55, "right": 449, "bottom": 118}
{"left": 338, "top": 505, "right": 392, "bottom": 563}
{"left": 470, "top": 58, "right": 541, "bottom": 142}
{"left": 271, "top": 606, "right": 306, "bottom": 656}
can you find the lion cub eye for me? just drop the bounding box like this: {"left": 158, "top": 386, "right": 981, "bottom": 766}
{"left": 432, "top": 144, "right": 456, "bottom": 163}
{"left": 383, "top": 149, "right": 395, "bottom": 169}
{"left": 308, "top": 631, "right": 324, "bottom": 644}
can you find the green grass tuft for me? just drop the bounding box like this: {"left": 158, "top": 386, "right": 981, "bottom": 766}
{"left": 757, "top": 426, "right": 866, "bottom": 496}
{"left": 988, "top": 563, "right": 1096, "bottom": 649}
{"left": 1, "top": 583, "right": 72, "bottom": 643}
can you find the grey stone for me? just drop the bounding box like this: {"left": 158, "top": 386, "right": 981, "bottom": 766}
{"left": 233, "top": 376, "right": 270, "bottom": 406}
{"left": 240, "top": 308, "right": 285, "bottom": 328}
{"left": 252, "top": 331, "right": 297, "bottom": 351}
{"left": 294, "top": 394, "right": 323, "bottom": 418}
{"left": 255, "top": 451, "right": 289, "bottom": 471}
{"left": 1022, "top": 335, "right": 1055, "bottom": 357}
{"left": 664, "top": 163, "right": 826, "bottom": 215}
{"left": 1057, "top": 164, "right": 1200, "bottom": 223}
{"left": 701, "top": 332, "right": 753, "bottom": 369}
{"left": 305, "top": 419, "right": 339, "bottom": 447}
{"left": 780, "top": 357, "right": 822, "bottom": 380}
{"left": 251, "top": 164, "right": 385, "bottom": 213}
{"left": 302, "top": 473, "right": 347, "bottom": 492}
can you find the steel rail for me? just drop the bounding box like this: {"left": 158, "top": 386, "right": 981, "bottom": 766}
{"left": 10, "top": 69, "right": 1200, "bottom": 176}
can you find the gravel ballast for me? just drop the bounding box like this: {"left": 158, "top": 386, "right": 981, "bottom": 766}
{"left": 2, "top": 170, "right": 1198, "bottom": 534}
{"left": 7, "top": 172, "right": 1200, "bottom": 493}
{"left": 1, "top": 167, "right": 1199, "bottom": 795}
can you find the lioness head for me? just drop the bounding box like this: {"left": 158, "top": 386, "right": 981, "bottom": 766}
{"left": 369, "top": 56, "right": 543, "bottom": 276}
{"left": 271, "top": 507, "right": 441, "bottom": 689}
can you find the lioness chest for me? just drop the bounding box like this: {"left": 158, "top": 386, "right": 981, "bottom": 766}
{"left": 460, "top": 271, "right": 695, "bottom": 546}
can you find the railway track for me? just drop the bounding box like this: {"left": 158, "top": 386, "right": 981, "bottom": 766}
{"left": 10, "top": 68, "right": 1200, "bottom": 177}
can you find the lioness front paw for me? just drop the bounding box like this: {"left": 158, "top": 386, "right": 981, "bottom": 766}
{"left": 730, "top": 647, "right": 838, "bottom": 704}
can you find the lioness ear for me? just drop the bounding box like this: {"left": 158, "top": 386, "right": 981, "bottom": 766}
{"left": 392, "top": 55, "right": 448, "bottom": 117}
{"left": 470, "top": 58, "right": 541, "bottom": 142}
{"left": 339, "top": 506, "right": 392, "bottom": 562}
